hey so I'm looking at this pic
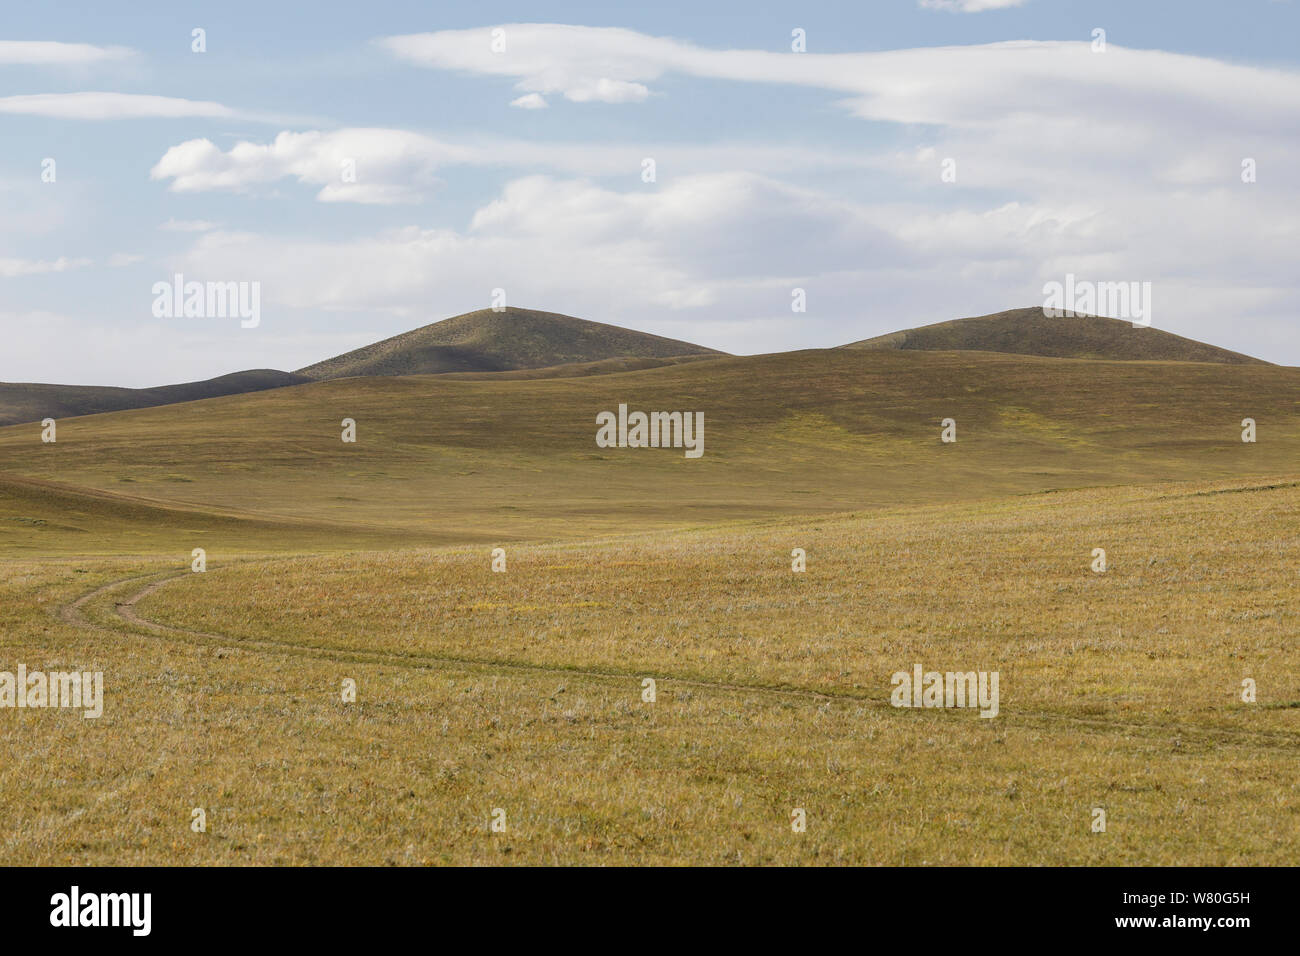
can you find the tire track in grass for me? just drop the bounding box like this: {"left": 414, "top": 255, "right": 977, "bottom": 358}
{"left": 59, "top": 562, "right": 1300, "bottom": 753}
{"left": 11, "top": 568, "right": 197, "bottom": 859}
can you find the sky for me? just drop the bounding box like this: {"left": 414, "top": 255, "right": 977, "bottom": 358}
{"left": 2, "top": 0, "right": 1298, "bottom": 387}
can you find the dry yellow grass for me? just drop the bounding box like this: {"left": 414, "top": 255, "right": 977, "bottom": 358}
{"left": 3, "top": 476, "right": 1295, "bottom": 865}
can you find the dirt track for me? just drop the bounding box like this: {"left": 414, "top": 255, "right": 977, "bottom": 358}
{"left": 55, "top": 563, "right": 1300, "bottom": 753}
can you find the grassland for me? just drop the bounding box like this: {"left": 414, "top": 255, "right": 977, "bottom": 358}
{"left": 0, "top": 347, "right": 1296, "bottom": 865}
{"left": 1, "top": 476, "right": 1296, "bottom": 865}
{"left": 2, "top": 348, "right": 1296, "bottom": 552}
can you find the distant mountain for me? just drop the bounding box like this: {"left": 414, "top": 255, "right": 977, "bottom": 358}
{"left": 295, "top": 307, "right": 725, "bottom": 380}
{"left": 0, "top": 369, "right": 310, "bottom": 427}
{"left": 840, "top": 307, "right": 1269, "bottom": 365}
{"left": 1, "top": 305, "right": 1272, "bottom": 429}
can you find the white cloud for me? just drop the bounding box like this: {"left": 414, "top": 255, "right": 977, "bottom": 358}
{"left": 0, "top": 92, "right": 306, "bottom": 123}
{"left": 378, "top": 28, "right": 1300, "bottom": 210}
{"left": 0, "top": 40, "right": 133, "bottom": 65}
{"left": 565, "top": 78, "right": 649, "bottom": 103}
{"left": 161, "top": 172, "right": 894, "bottom": 318}
{"left": 0, "top": 92, "right": 236, "bottom": 120}
{"left": 159, "top": 218, "right": 220, "bottom": 232}
{"left": 9, "top": 25, "right": 1296, "bottom": 378}
{"left": 155, "top": 166, "right": 1299, "bottom": 363}
{"left": 0, "top": 256, "right": 91, "bottom": 278}
{"left": 379, "top": 25, "right": 676, "bottom": 105}
{"left": 0, "top": 311, "right": 334, "bottom": 388}
{"left": 154, "top": 30, "right": 1300, "bottom": 222}
{"left": 151, "top": 129, "right": 449, "bottom": 203}
{"left": 378, "top": 26, "right": 1300, "bottom": 144}
{"left": 149, "top": 127, "right": 884, "bottom": 202}
{"left": 919, "top": 0, "right": 1029, "bottom": 12}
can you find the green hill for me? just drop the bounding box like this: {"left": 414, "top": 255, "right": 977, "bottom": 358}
{"left": 841, "top": 307, "right": 1269, "bottom": 364}
{"left": 295, "top": 307, "right": 725, "bottom": 380}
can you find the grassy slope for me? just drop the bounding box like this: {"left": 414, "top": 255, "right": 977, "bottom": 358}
{"left": 2, "top": 348, "right": 1296, "bottom": 554}
{"left": 296, "top": 307, "right": 725, "bottom": 380}
{"left": 842, "top": 307, "right": 1270, "bottom": 364}
{"left": 0, "top": 369, "right": 310, "bottom": 428}
{"left": 0, "top": 473, "right": 434, "bottom": 556}
{"left": 436, "top": 353, "right": 718, "bottom": 381}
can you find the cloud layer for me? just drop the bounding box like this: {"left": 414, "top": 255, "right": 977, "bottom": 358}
{"left": 0, "top": 92, "right": 236, "bottom": 120}
{"left": 148, "top": 127, "right": 883, "bottom": 201}
{"left": 0, "top": 40, "right": 133, "bottom": 65}
{"left": 4, "top": 19, "right": 1299, "bottom": 383}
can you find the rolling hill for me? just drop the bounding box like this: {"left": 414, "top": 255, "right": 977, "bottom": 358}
{"left": 841, "top": 307, "right": 1270, "bottom": 364}
{"left": 2, "top": 307, "right": 1274, "bottom": 430}
{"left": 0, "top": 369, "right": 311, "bottom": 428}
{"left": 3, "top": 346, "right": 1297, "bottom": 553}
{"left": 295, "top": 307, "right": 726, "bottom": 380}
{"left": 0, "top": 308, "right": 722, "bottom": 426}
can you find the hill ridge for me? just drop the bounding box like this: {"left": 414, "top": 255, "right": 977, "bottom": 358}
{"left": 839, "top": 307, "right": 1269, "bottom": 365}
{"left": 295, "top": 307, "right": 725, "bottom": 380}
{"left": 1, "top": 305, "right": 1274, "bottom": 427}
{"left": 0, "top": 369, "right": 311, "bottom": 428}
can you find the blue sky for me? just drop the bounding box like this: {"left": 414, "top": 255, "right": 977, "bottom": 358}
{"left": 3, "top": 0, "right": 1298, "bottom": 386}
